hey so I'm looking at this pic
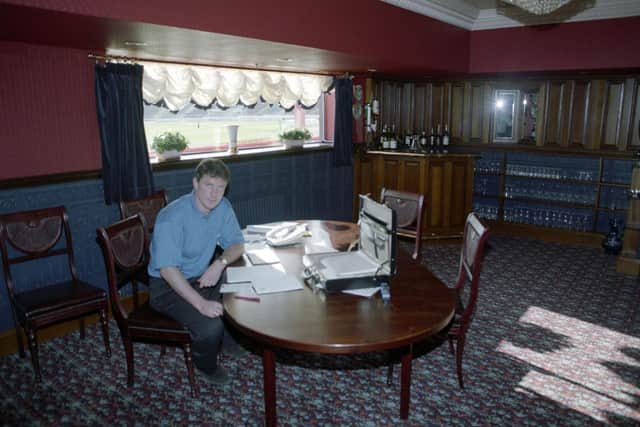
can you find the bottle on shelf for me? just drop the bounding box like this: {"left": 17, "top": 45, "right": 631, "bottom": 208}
{"left": 429, "top": 127, "right": 436, "bottom": 152}
{"left": 436, "top": 124, "right": 442, "bottom": 152}
{"left": 442, "top": 124, "right": 450, "bottom": 152}
{"left": 389, "top": 124, "right": 398, "bottom": 150}
{"left": 381, "top": 124, "right": 389, "bottom": 150}
{"left": 419, "top": 131, "right": 427, "bottom": 151}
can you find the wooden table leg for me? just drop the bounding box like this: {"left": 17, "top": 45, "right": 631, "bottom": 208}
{"left": 400, "top": 346, "right": 412, "bottom": 419}
{"left": 263, "top": 348, "right": 277, "bottom": 427}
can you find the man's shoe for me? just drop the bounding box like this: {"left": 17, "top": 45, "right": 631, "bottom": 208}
{"left": 197, "top": 366, "right": 231, "bottom": 386}
{"left": 223, "top": 342, "right": 249, "bottom": 357}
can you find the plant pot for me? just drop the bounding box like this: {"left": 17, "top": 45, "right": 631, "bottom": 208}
{"left": 157, "top": 149, "right": 181, "bottom": 161}
{"left": 283, "top": 139, "right": 304, "bottom": 149}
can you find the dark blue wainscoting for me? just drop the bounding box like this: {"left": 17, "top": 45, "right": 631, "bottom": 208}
{"left": 0, "top": 150, "right": 353, "bottom": 333}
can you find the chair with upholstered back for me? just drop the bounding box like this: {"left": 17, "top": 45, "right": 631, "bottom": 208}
{"left": 96, "top": 214, "right": 198, "bottom": 397}
{"left": 0, "top": 206, "right": 111, "bottom": 381}
{"left": 447, "top": 212, "right": 491, "bottom": 388}
{"left": 380, "top": 188, "right": 425, "bottom": 260}
{"left": 119, "top": 189, "right": 168, "bottom": 233}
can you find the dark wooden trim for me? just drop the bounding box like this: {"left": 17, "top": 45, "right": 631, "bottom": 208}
{"left": 448, "top": 142, "right": 636, "bottom": 160}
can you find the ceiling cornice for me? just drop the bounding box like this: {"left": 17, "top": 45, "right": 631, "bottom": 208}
{"left": 381, "top": 0, "right": 479, "bottom": 30}
{"left": 381, "top": 0, "right": 640, "bottom": 31}
{"left": 473, "top": 0, "right": 640, "bottom": 30}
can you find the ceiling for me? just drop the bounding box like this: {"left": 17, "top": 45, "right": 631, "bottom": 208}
{"left": 385, "top": 0, "right": 640, "bottom": 30}
{"left": 0, "top": 0, "right": 639, "bottom": 76}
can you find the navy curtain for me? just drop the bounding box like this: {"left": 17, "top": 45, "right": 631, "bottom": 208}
{"left": 94, "top": 63, "right": 154, "bottom": 205}
{"left": 332, "top": 78, "right": 353, "bottom": 167}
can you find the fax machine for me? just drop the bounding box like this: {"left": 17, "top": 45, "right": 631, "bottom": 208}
{"left": 302, "top": 194, "right": 397, "bottom": 293}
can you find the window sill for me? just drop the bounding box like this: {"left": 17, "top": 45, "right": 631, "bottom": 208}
{"left": 150, "top": 142, "right": 334, "bottom": 169}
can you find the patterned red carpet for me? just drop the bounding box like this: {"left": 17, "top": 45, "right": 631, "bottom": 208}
{"left": 1, "top": 236, "right": 639, "bottom": 426}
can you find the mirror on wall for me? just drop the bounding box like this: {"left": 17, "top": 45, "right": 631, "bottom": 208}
{"left": 493, "top": 89, "right": 519, "bottom": 143}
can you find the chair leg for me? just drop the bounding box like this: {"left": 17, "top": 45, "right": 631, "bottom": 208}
{"left": 99, "top": 307, "right": 111, "bottom": 357}
{"left": 26, "top": 327, "right": 42, "bottom": 382}
{"left": 123, "top": 335, "right": 135, "bottom": 388}
{"left": 386, "top": 364, "right": 394, "bottom": 386}
{"left": 455, "top": 335, "right": 465, "bottom": 389}
{"left": 183, "top": 343, "right": 198, "bottom": 398}
{"left": 448, "top": 335, "right": 455, "bottom": 354}
{"left": 412, "top": 235, "right": 421, "bottom": 260}
{"left": 79, "top": 318, "right": 86, "bottom": 339}
{"left": 13, "top": 314, "right": 25, "bottom": 358}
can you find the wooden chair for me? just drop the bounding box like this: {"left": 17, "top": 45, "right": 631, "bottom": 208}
{"left": 380, "top": 188, "right": 425, "bottom": 260}
{"left": 118, "top": 189, "right": 168, "bottom": 233}
{"left": 386, "top": 212, "right": 490, "bottom": 389}
{"left": 0, "top": 206, "right": 111, "bottom": 381}
{"left": 118, "top": 189, "right": 167, "bottom": 307}
{"left": 446, "top": 212, "right": 491, "bottom": 388}
{"left": 96, "top": 214, "right": 198, "bottom": 397}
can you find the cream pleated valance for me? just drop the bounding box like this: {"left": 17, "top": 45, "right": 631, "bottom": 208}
{"left": 141, "top": 62, "right": 334, "bottom": 111}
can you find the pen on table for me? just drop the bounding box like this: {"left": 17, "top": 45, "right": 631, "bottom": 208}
{"left": 233, "top": 295, "right": 261, "bottom": 302}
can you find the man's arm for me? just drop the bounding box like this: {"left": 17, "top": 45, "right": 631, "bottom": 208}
{"left": 198, "top": 242, "right": 245, "bottom": 288}
{"left": 160, "top": 266, "right": 223, "bottom": 318}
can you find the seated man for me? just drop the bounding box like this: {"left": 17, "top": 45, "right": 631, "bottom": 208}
{"left": 148, "top": 159, "right": 245, "bottom": 385}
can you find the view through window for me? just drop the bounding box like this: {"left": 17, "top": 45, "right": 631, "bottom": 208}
{"left": 144, "top": 96, "right": 327, "bottom": 157}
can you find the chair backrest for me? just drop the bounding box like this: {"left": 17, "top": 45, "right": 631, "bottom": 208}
{"left": 0, "top": 206, "right": 77, "bottom": 298}
{"left": 454, "top": 212, "right": 491, "bottom": 330}
{"left": 96, "top": 214, "right": 150, "bottom": 325}
{"left": 118, "top": 190, "right": 168, "bottom": 233}
{"left": 380, "top": 188, "right": 425, "bottom": 235}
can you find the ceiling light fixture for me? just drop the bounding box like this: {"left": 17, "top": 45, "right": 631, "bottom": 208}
{"left": 123, "top": 41, "right": 148, "bottom": 47}
{"left": 501, "top": 0, "right": 573, "bottom": 15}
{"left": 275, "top": 57, "right": 293, "bottom": 63}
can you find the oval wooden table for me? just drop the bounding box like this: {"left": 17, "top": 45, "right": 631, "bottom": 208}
{"left": 223, "top": 221, "right": 455, "bottom": 426}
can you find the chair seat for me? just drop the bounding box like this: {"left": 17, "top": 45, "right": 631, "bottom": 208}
{"left": 127, "top": 303, "right": 190, "bottom": 338}
{"left": 13, "top": 280, "right": 106, "bottom": 320}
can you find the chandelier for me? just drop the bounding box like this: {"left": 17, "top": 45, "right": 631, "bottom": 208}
{"left": 501, "top": 0, "right": 573, "bottom": 15}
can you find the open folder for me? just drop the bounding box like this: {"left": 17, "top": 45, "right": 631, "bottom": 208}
{"left": 225, "top": 265, "right": 303, "bottom": 295}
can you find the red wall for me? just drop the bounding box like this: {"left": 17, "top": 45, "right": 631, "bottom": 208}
{"left": 3, "top": 0, "right": 470, "bottom": 75}
{"left": 470, "top": 16, "right": 640, "bottom": 73}
{"left": 2, "top": 1, "right": 640, "bottom": 180}
{"left": 0, "top": 42, "right": 101, "bottom": 180}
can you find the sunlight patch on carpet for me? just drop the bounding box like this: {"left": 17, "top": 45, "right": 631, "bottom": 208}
{"left": 497, "top": 305, "right": 640, "bottom": 423}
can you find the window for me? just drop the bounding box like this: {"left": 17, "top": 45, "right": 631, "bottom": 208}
{"left": 144, "top": 94, "right": 333, "bottom": 157}
{"left": 140, "top": 62, "right": 334, "bottom": 158}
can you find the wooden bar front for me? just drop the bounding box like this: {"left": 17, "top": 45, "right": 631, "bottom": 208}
{"left": 354, "top": 151, "right": 477, "bottom": 238}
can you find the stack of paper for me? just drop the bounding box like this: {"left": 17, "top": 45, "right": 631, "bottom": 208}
{"left": 226, "top": 264, "right": 303, "bottom": 295}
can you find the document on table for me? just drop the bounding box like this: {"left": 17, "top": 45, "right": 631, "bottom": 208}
{"left": 220, "top": 282, "right": 253, "bottom": 294}
{"left": 225, "top": 264, "right": 303, "bottom": 295}
{"left": 245, "top": 246, "right": 280, "bottom": 265}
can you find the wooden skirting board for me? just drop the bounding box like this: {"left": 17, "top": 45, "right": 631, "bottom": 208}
{"left": 485, "top": 220, "right": 604, "bottom": 247}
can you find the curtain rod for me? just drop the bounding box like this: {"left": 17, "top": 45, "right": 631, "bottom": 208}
{"left": 87, "top": 52, "right": 338, "bottom": 77}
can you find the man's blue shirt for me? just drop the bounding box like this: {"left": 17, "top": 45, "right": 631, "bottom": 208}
{"left": 148, "top": 192, "right": 243, "bottom": 279}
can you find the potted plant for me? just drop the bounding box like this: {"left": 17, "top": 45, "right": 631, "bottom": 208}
{"left": 152, "top": 131, "right": 189, "bottom": 161}
{"left": 279, "top": 128, "right": 311, "bottom": 149}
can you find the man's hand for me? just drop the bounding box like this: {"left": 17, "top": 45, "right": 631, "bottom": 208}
{"left": 198, "top": 300, "right": 223, "bottom": 318}
{"left": 198, "top": 260, "right": 225, "bottom": 288}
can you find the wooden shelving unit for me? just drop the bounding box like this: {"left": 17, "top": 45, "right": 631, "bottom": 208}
{"left": 617, "top": 156, "right": 640, "bottom": 275}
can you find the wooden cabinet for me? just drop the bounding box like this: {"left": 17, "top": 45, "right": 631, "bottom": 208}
{"left": 372, "top": 72, "right": 638, "bottom": 152}
{"left": 354, "top": 151, "right": 476, "bottom": 237}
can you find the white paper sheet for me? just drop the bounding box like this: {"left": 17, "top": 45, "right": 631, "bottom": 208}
{"left": 220, "top": 282, "right": 253, "bottom": 294}
{"left": 225, "top": 265, "right": 303, "bottom": 295}
{"left": 246, "top": 247, "right": 280, "bottom": 265}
